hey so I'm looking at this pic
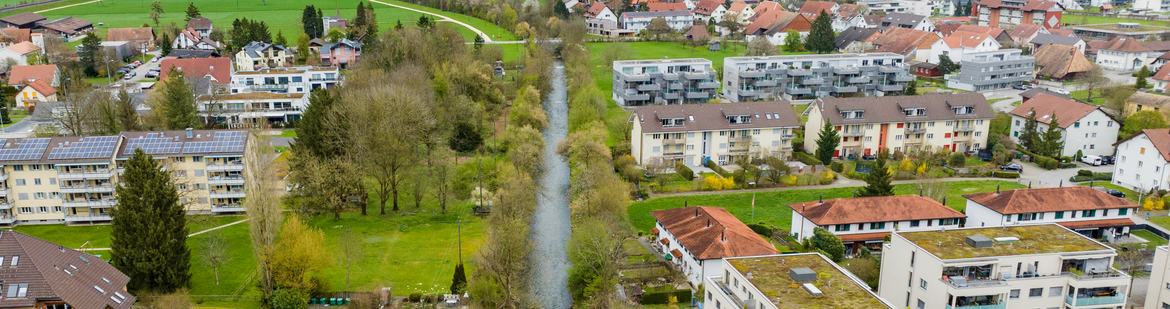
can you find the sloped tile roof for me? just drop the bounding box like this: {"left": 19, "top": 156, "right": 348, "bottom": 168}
{"left": 0, "top": 27, "right": 30, "bottom": 43}
{"left": 159, "top": 57, "right": 231, "bottom": 84}
{"left": 1009, "top": 23, "right": 1045, "bottom": 38}
{"left": 836, "top": 26, "right": 880, "bottom": 49}
{"left": 1031, "top": 33, "right": 1083, "bottom": 47}
{"left": 797, "top": 1, "right": 836, "bottom": 18}
{"left": 651, "top": 206, "right": 780, "bottom": 260}
{"left": 788, "top": 195, "right": 964, "bottom": 225}
{"left": 879, "top": 13, "right": 928, "bottom": 30}
{"left": 4, "top": 41, "right": 39, "bottom": 54}
{"left": 648, "top": 2, "right": 689, "bottom": 11}
{"left": 0, "top": 231, "right": 136, "bottom": 309}
{"left": 693, "top": 0, "right": 723, "bottom": 15}
{"left": 814, "top": 93, "right": 995, "bottom": 125}
{"left": 942, "top": 31, "right": 993, "bottom": 48}
{"left": 634, "top": 100, "right": 800, "bottom": 134}
{"left": 584, "top": 2, "right": 608, "bottom": 18}
{"left": 8, "top": 65, "right": 56, "bottom": 86}
{"left": 40, "top": 17, "right": 91, "bottom": 34}
{"left": 1154, "top": 63, "right": 1170, "bottom": 83}
{"left": 1114, "top": 129, "right": 1170, "bottom": 160}
{"left": 1142, "top": 41, "right": 1170, "bottom": 52}
{"left": 934, "top": 23, "right": 963, "bottom": 36}
{"left": 1008, "top": 93, "right": 1100, "bottom": 128}
{"left": 1126, "top": 92, "right": 1170, "bottom": 109}
{"left": 106, "top": 27, "right": 154, "bottom": 42}
{"left": 1048, "top": 28, "right": 1074, "bottom": 36}
{"left": 956, "top": 24, "right": 1006, "bottom": 38}
{"left": 26, "top": 79, "right": 55, "bottom": 96}
{"left": 1100, "top": 36, "right": 1151, "bottom": 53}
{"left": 874, "top": 27, "right": 939, "bottom": 55}
{"left": 186, "top": 17, "right": 212, "bottom": 30}
{"left": 753, "top": 1, "right": 784, "bottom": 15}
{"left": 1032, "top": 43, "right": 1093, "bottom": 79}
{"left": 728, "top": 0, "right": 749, "bottom": 12}
{"left": 963, "top": 186, "right": 1135, "bottom": 214}
{"left": 0, "top": 12, "right": 44, "bottom": 26}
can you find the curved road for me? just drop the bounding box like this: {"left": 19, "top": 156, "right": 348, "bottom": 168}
{"left": 366, "top": 0, "right": 494, "bottom": 42}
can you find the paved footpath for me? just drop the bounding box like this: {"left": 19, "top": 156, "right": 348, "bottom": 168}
{"left": 366, "top": 0, "right": 493, "bottom": 42}
{"left": 81, "top": 218, "right": 248, "bottom": 251}
{"left": 650, "top": 177, "right": 1018, "bottom": 198}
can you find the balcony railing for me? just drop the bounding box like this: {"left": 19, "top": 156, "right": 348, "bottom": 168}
{"left": 208, "top": 176, "right": 246, "bottom": 185}
{"left": 0, "top": 201, "right": 12, "bottom": 210}
{"left": 58, "top": 169, "right": 116, "bottom": 180}
{"left": 0, "top": 188, "right": 9, "bottom": 197}
{"left": 62, "top": 199, "right": 118, "bottom": 208}
{"left": 1066, "top": 294, "right": 1124, "bottom": 306}
{"left": 661, "top": 72, "right": 679, "bottom": 80}
{"left": 764, "top": 67, "right": 787, "bottom": 74}
{"left": 64, "top": 214, "right": 112, "bottom": 222}
{"left": 879, "top": 84, "right": 904, "bottom": 92}
{"left": 637, "top": 84, "right": 661, "bottom": 91}
{"left": 1065, "top": 267, "right": 1129, "bottom": 280}
{"left": 739, "top": 70, "right": 765, "bottom": 78}
{"left": 940, "top": 277, "right": 1009, "bottom": 289}
{"left": 754, "top": 79, "right": 777, "bottom": 87}
{"left": 59, "top": 185, "right": 115, "bottom": 193}
{"left": 946, "top": 303, "right": 1006, "bottom": 309}
{"left": 786, "top": 87, "right": 811, "bottom": 95}
{"left": 210, "top": 191, "right": 246, "bottom": 199}
{"left": 0, "top": 216, "right": 12, "bottom": 225}
{"left": 738, "top": 89, "right": 761, "bottom": 96}
{"left": 684, "top": 71, "right": 712, "bottom": 80}
{"left": 698, "top": 81, "right": 720, "bottom": 89}
{"left": 834, "top": 67, "right": 860, "bottom": 75}
{"left": 841, "top": 131, "right": 865, "bottom": 137}
{"left": 206, "top": 162, "right": 245, "bottom": 171}
{"left": 906, "top": 127, "right": 926, "bottom": 133}
{"left": 848, "top": 76, "right": 871, "bottom": 83}
{"left": 685, "top": 91, "right": 709, "bottom": 99}
{"left": 879, "top": 66, "right": 904, "bottom": 73}
{"left": 308, "top": 76, "right": 339, "bottom": 82}
{"left": 955, "top": 126, "right": 976, "bottom": 132}
{"left": 212, "top": 205, "right": 246, "bottom": 213}
{"left": 832, "top": 85, "right": 858, "bottom": 93}
{"left": 802, "top": 77, "right": 826, "bottom": 85}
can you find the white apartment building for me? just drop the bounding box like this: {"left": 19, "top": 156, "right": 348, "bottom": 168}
{"left": 1095, "top": 36, "right": 1152, "bottom": 71}
{"left": 1135, "top": 0, "right": 1170, "bottom": 12}
{"left": 650, "top": 206, "right": 780, "bottom": 288}
{"left": 1008, "top": 93, "right": 1119, "bottom": 157}
{"left": 210, "top": 66, "right": 339, "bottom": 126}
{"left": 963, "top": 186, "right": 1137, "bottom": 240}
{"left": 1145, "top": 246, "right": 1170, "bottom": 309}
{"left": 631, "top": 101, "right": 801, "bottom": 167}
{"left": 229, "top": 66, "right": 340, "bottom": 95}
{"left": 805, "top": 93, "right": 995, "bottom": 159}
{"left": 1112, "top": 128, "right": 1170, "bottom": 191}
{"left": 721, "top": 53, "right": 913, "bottom": 102}
{"left": 928, "top": 31, "right": 1001, "bottom": 64}
{"left": 612, "top": 58, "right": 719, "bottom": 106}
{"left": 0, "top": 130, "right": 249, "bottom": 226}
{"left": 788, "top": 195, "right": 965, "bottom": 256}
{"left": 865, "top": 0, "right": 933, "bottom": 16}
{"left": 619, "top": 11, "right": 695, "bottom": 32}
{"left": 704, "top": 253, "right": 899, "bottom": 309}
{"left": 879, "top": 224, "right": 1132, "bottom": 309}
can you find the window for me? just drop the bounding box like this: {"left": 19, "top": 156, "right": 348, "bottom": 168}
{"left": 1049, "top": 286, "right": 1062, "bottom": 297}
{"left": 18, "top": 207, "right": 30, "bottom": 213}
{"left": 33, "top": 192, "right": 45, "bottom": 199}
{"left": 1074, "top": 122, "right": 1080, "bottom": 128}
{"left": 910, "top": 220, "right": 920, "bottom": 227}
{"left": 14, "top": 179, "right": 23, "bottom": 186}
{"left": 1108, "top": 121, "right": 1114, "bottom": 127}
{"left": 178, "top": 184, "right": 188, "bottom": 191}
{"left": 865, "top": 137, "right": 872, "bottom": 142}
{"left": 895, "top": 135, "right": 902, "bottom": 140}
{"left": 1029, "top": 288, "right": 1043, "bottom": 297}
{"left": 1054, "top": 211, "right": 1064, "bottom": 219}
{"left": 1015, "top": 120, "right": 1021, "bottom": 126}
{"left": 1082, "top": 210, "right": 1097, "bottom": 217}
{"left": 33, "top": 178, "right": 40, "bottom": 185}
{"left": 11, "top": 165, "right": 20, "bottom": 171}
{"left": 926, "top": 134, "right": 934, "bottom": 139}
{"left": 870, "top": 222, "right": 886, "bottom": 229}
{"left": 834, "top": 224, "right": 851, "bottom": 232}
{"left": 917, "top": 299, "right": 925, "bottom": 309}
{"left": 36, "top": 207, "right": 46, "bottom": 213}
{"left": 9, "top": 256, "right": 16, "bottom": 266}
{"left": 1010, "top": 289, "right": 1020, "bottom": 299}
{"left": 910, "top": 251, "right": 915, "bottom": 266}
{"left": 51, "top": 206, "right": 60, "bottom": 212}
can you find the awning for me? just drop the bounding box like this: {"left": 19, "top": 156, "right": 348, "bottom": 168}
{"left": 651, "top": 228, "right": 660, "bottom": 235}
{"left": 837, "top": 232, "right": 892, "bottom": 243}
{"left": 671, "top": 249, "right": 683, "bottom": 259}
{"left": 659, "top": 238, "right": 670, "bottom": 245}
{"left": 1056, "top": 218, "right": 1135, "bottom": 230}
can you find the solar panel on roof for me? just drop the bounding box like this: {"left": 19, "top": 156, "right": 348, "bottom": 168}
{"left": 48, "top": 136, "right": 119, "bottom": 160}
{"left": 124, "top": 138, "right": 183, "bottom": 155}
{"left": 183, "top": 131, "right": 245, "bottom": 154}
{"left": 0, "top": 138, "right": 49, "bottom": 161}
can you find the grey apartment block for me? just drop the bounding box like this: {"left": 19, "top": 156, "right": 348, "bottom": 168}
{"left": 722, "top": 53, "right": 914, "bottom": 102}
{"left": 945, "top": 49, "right": 1034, "bottom": 92}
{"left": 612, "top": 58, "right": 719, "bottom": 106}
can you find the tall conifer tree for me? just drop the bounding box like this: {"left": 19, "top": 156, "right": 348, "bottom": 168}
{"left": 110, "top": 149, "right": 190, "bottom": 292}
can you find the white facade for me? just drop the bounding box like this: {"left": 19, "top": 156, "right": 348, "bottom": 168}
{"left": 1008, "top": 108, "right": 1118, "bottom": 157}
{"left": 653, "top": 220, "right": 721, "bottom": 287}
{"left": 865, "top": 0, "right": 933, "bottom": 16}
{"left": 631, "top": 102, "right": 800, "bottom": 166}
{"left": 1136, "top": 0, "right": 1170, "bottom": 12}
{"left": 229, "top": 67, "right": 340, "bottom": 95}
{"left": 620, "top": 11, "right": 694, "bottom": 32}
{"left": 1112, "top": 131, "right": 1170, "bottom": 191}
{"left": 789, "top": 212, "right": 962, "bottom": 242}
{"left": 805, "top": 95, "right": 994, "bottom": 158}
{"left": 592, "top": 5, "right": 618, "bottom": 22}
{"left": 694, "top": 5, "right": 728, "bottom": 23}
{"left": 964, "top": 198, "right": 1134, "bottom": 232}
{"left": 927, "top": 34, "right": 1001, "bottom": 64}
{"left": 832, "top": 14, "right": 869, "bottom": 32}
{"left": 1097, "top": 46, "right": 1151, "bottom": 71}
{"left": 704, "top": 254, "right": 899, "bottom": 309}
{"left": 878, "top": 225, "right": 1131, "bottom": 309}
{"left": 1146, "top": 246, "right": 1170, "bottom": 309}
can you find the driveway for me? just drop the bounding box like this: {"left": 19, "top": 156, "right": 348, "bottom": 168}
{"left": 1014, "top": 161, "right": 1114, "bottom": 188}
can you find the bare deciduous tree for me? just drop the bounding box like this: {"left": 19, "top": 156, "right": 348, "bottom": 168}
{"left": 338, "top": 227, "right": 364, "bottom": 296}
{"left": 198, "top": 230, "right": 233, "bottom": 285}
{"left": 244, "top": 131, "right": 283, "bottom": 294}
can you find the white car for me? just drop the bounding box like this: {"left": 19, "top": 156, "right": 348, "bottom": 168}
{"left": 1054, "top": 89, "right": 1070, "bottom": 95}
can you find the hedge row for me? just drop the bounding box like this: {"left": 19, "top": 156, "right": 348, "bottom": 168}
{"left": 1019, "top": 149, "right": 1062, "bottom": 170}
{"left": 829, "top": 161, "right": 844, "bottom": 173}
{"left": 641, "top": 289, "right": 693, "bottom": 304}
{"left": 707, "top": 160, "right": 730, "bottom": 177}
{"left": 675, "top": 162, "right": 695, "bottom": 181}
{"left": 794, "top": 152, "right": 822, "bottom": 166}
{"left": 747, "top": 223, "right": 776, "bottom": 236}
{"left": 1070, "top": 172, "right": 1112, "bottom": 182}
{"left": 989, "top": 171, "right": 1020, "bottom": 178}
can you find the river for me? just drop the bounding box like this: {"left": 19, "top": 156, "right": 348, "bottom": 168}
{"left": 530, "top": 60, "right": 573, "bottom": 308}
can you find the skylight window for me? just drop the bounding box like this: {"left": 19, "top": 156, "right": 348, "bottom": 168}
{"left": 94, "top": 285, "right": 106, "bottom": 294}
{"left": 10, "top": 255, "right": 16, "bottom": 266}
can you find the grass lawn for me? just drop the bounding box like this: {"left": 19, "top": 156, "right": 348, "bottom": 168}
{"left": 10, "top": 0, "right": 514, "bottom": 42}
{"left": 1132, "top": 229, "right": 1168, "bottom": 247}
{"left": 277, "top": 129, "right": 297, "bottom": 138}
{"left": 628, "top": 180, "right": 1027, "bottom": 233}
{"left": 1, "top": 110, "right": 29, "bottom": 128}
{"left": 1064, "top": 14, "right": 1170, "bottom": 27}
{"left": 1078, "top": 182, "right": 1139, "bottom": 202}
{"left": 963, "top": 155, "right": 990, "bottom": 167}
{"left": 987, "top": 98, "right": 1009, "bottom": 104}
{"left": 1069, "top": 88, "right": 1112, "bottom": 105}
{"left": 1149, "top": 216, "right": 1170, "bottom": 233}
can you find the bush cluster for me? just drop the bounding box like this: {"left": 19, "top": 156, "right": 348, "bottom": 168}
{"left": 675, "top": 162, "right": 694, "bottom": 181}
{"left": 707, "top": 160, "right": 730, "bottom": 177}
{"left": 641, "top": 288, "right": 693, "bottom": 304}
{"left": 794, "top": 152, "right": 822, "bottom": 165}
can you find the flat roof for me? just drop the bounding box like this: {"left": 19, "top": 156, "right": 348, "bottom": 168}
{"left": 726, "top": 52, "right": 905, "bottom": 62}
{"left": 1072, "top": 23, "right": 1170, "bottom": 34}
{"left": 613, "top": 58, "right": 713, "bottom": 66}
{"left": 897, "top": 224, "right": 1110, "bottom": 260}
{"left": 725, "top": 253, "right": 896, "bottom": 308}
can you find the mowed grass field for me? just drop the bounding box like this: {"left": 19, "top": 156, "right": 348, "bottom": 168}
{"left": 627, "top": 180, "right": 1028, "bottom": 233}
{"left": 6, "top": 0, "right": 515, "bottom": 42}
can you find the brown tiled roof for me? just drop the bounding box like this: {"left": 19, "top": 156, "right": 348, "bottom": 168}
{"left": 863, "top": 15, "right": 883, "bottom": 25}
{"left": 1019, "top": 88, "right": 1072, "bottom": 100}
{"left": 797, "top": 1, "right": 836, "bottom": 18}
{"left": 159, "top": 57, "right": 231, "bottom": 84}
{"left": 963, "top": 186, "right": 1136, "bottom": 214}
{"left": 874, "top": 27, "right": 940, "bottom": 55}
{"left": 1143, "top": 41, "right": 1170, "bottom": 52}
{"left": 1154, "top": 64, "right": 1170, "bottom": 84}
{"left": 670, "top": 248, "right": 683, "bottom": 258}
{"left": 814, "top": 93, "right": 995, "bottom": 125}
{"left": 788, "top": 195, "right": 964, "bottom": 225}
{"left": 651, "top": 227, "right": 660, "bottom": 234}
{"left": 186, "top": 17, "right": 212, "bottom": 30}
{"left": 0, "top": 231, "right": 136, "bottom": 309}
{"left": 1100, "top": 36, "right": 1151, "bottom": 53}
{"left": 942, "top": 31, "right": 993, "bottom": 48}
{"left": 753, "top": 1, "right": 784, "bottom": 15}
{"left": 8, "top": 64, "right": 56, "bottom": 86}
{"left": 745, "top": 10, "right": 810, "bottom": 35}
{"left": 1032, "top": 43, "right": 1093, "bottom": 79}
{"left": 693, "top": 0, "right": 723, "bottom": 15}
{"left": 879, "top": 13, "right": 928, "bottom": 30}
{"left": 1127, "top": 92, "right": 1170, "bottom": 109}
{"left": 106, "top": 27, "right": 154, "bottom": 42}
{"left": 838, "top": 3, "right": 861, "bottom": 13}
{"left": 659, "top": 238, "right": 670, "bottom": 245}
{"left": 0, "top": 27, "right": 30, "bottom": 43}
{"left": 26, "top": 79, "right": 55, "bottom": 96}
{"left": 635, "top": 101, "right": 800, "bottom": 134}
{"left": 684, "top": 25, "right": 709, "bottom": 40}
{"left": 4, "top": 41, "right": 38, "bottom": 54}
{"left": 934, "top": 23, "right": 963, "bottom": 36}
{"left": 0, "top": 12, "right": 45, "bottom": 26}
{"left": 40, "top": 17, "right": 91, "bottom": 34}
{"left": 1114, "top": 129, "right": 1170, "bottom": 160}
{"left": 980, "top": 0, "right": 1060, "bottom": 11}
{"left": 1048, "top": 28, "right": 1074, "bottom": 36}
{"left": 650, "top": 206, "right": 779, "bottom": 260}
{"left": 1057, "top": 218, "right": 1135, "bottom": 229}
{"left": 728, "top": 0, "right": 749, "bottom": 12}
{"left": 1009, "top": 93, "right": 1100, "bottom": 128}
{"left": 1009, "top": 24, "right": 1045, "bottom": 38}
{"left": 838, "top": 232, "right": 891, "bottom": 242}
{"left": 648, "top": 2, "right": 688, "bottom": 11}
{"left": 584, "top": 2, "right": 608, "bottom": 18}
{"left": 956, "top": 24, "right": 1006, "bottom": 38}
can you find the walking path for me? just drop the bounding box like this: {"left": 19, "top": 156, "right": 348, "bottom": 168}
{"left": 33, "top": 0, "right": 100, "bottom": 13}
{"left": 366, "top": 0, "right": 493, "bottom": 42}
{"left": 649, "top": 176, "right": 1017, "bottom": 198}
{"left": 81, "top": 218, "right": 248, "bottom": 251}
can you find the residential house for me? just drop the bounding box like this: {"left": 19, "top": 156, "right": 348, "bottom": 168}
{"left": 692, "top": 0, "right": 727, "bottom": 23}
{"left": 706, "top": 253, "right": 898, "bottom": 309}
{"left": 1048, "top": 28, "right": 1075, "bottom": 36}
{"left": 835, "top": 26, "right": 881, "bottom": 52}
{"left": 1008, "top": 93, "right": 1119, "bottom": 157}
{"left": 1032, "top": 43, "right": 1094, "bottom": 80}
{"left": 744, "top": 10, "right": 812, "bottom": 45}
{"left": 1146, "top": 246, "right": 1170, "bottom": 309}
{"left": 964, "top": 187, "right": 1136, "bottom": 239}
{"left": 683, "top": 25, "right": 709, "bottom": 41}
{"left": 620, "top": 11, "right": 695, "bottom": 32}
{"left": 7, "top": 65, "right": 57, "bottom": 88}
{"left": 650, "top": 206, "right": 780, "bottom": 287}
{"left": 201, "top": 92, "right": 307, "bottom": 127}
{"left": 1071, "top": 22, "right": 1170, "bottom": 41}
{"left": 1155, "top": 65, "right": 1170, "bottom": 91}
{"left": 805, "top": 93, "right": 995, "bottom": 158}
{"left": 0, "top": 27, "right": 31, "bottom": 47}
{"left": 865, "top": 0, "right": 933, "bottom": 15}
{"left": 975, "top": 0, "right": 1065, "bottom": 29}
{"left": 0, "top": 12, "right": 44, "bottom": 29}
{"left": 876, "top": 13, "right": 935, "bottom": 32}
{"left": 322, "top": 16, "right": 346, "bottom": 33}
{"left": 116, "top": 130, "right": 250, "bottom": 214}
{"left": 630, "top": 101, "right": 801, "bottom": 165}
{"left": 788, "top": 195, "right": 965, "bottom": 255}
{"left": 955, "top": 24, "right": 1014, "bottom": 46}
{"left": 934, "top": 23, "right": 963, "bottom": 37}
{"left": 612, "top": 58, "right": 718, "bottom": 106}
{"left": 230, "top": 66, "right": 339, "bottom": 95}
{"left": 797, "top": 1, "right": 838, "bottom": 20}
{"left": 0, "top": 231, "right": 137, "bottom": 308}
{"left": 234, "top": 41, "right": 292, "bottom": 71}
{"left": 186, "top": 17, "right": 213, "bottom": 36}
{"left": 722, "top": 53, "right": 912, "bottom": 101}
{"left": 172, "top": 28, "right": 221, "bottom": 51}
{"left": 1019, "top": 87, "right": 1073, "bottom": 103}
{"left": 864, "top": 14, "right": 884, "bottom": 27}
{"left": 1124, "top": 92, "right": 1170, "bottom": 120}
{"left": 587, "top": 18, "right": 634, "bottom": 37}
{"left": 1113, "top": 129, "right": 1170, "bottom": 191}
{"left": 831, "top": 11, "right": 868, "bottom": 32}
{"left": 160, "top": 57, "right": 232, "bottom": 85}
{"left": 15, "top": 79, "right": 54, "bottom": 108}
{"left": 1136, "top": 0, "right": 1170, "bottom": 11}
{"left": 0, "top": 42, "right": 40, "bottom": 66}
{"left": 1141, "top": 41, "right": 1170, "bottom": 60}
{"left": 107, "top": 27, "right": 155, "bottom": 50}
{"left": 583, "top": 2, "right": 617, "bottom": 22}
{"left": 878, "top": 224, "right": 1132, "bottom": 309}
{"left": 1008, "top": 23, "right": 1049, "bottom": 47}
{"left": 39, "top": 17, "right": 93, "bottom": 41}
{"left": 946, "top": 49, "right": 1035, "bottom": 91}
{"left": 166, "top": 49, "right": 220, "bottom": 59}
{"left": 1096, "top": 36, "right": 1151, "bottom": 71}
{"left": 101, "top": 41, "right": 133, "bottom": 60}
{"left": 928, "top": 30, "right": 1001, "bottom": 64}
{"left": 648, "top": 2, "right": 689, "bottom": 11}
{"left": 911, "top": 61, "right": 942, "bottom": 77}
{"left": 320, "top": 38, "right": 361, "bottom": 68}
{"left": 1030, "top": 33, "right": 1086, "bottom": 52}
{"left": 724, "top": 0, "right": 754, "bottom": 24}
{"left": 872, "top": 27, "right": 942, "bottom": 61}
{"left": 753, "top": 0, "right": 784, "bottom": 16}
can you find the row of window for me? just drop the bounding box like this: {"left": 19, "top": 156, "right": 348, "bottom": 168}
{"left": 832, "top": 219, "right": 959, "bottom": 232}
{"left": 1007, "top": 208, "right": 1127, "bottom": 222}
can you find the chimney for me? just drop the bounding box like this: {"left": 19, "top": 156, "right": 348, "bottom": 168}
{"left": 819, "top": 193, "right": 823, "bottom": 204}
{"left": 707, "top": 217, "right": 711, "bottom": 228}
{"left": 996, "top": 184, "right": 1000, "bottom": 194}
{"left": 721, "top": 228, "right": 726, "bottom": 242}
{"left": 186, "top": 128, "right": 193, "bottom": 138}
{"left": 1028, "top": 181, "right": 1032, "bottom": 189}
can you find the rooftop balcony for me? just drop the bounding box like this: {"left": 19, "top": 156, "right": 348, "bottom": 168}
{"left": 684, "top": 71, "right": 713, "bottom": 80}
{"left": 765, "top": 67, "right": 787, "bottom": 75}
{"left": 617, "top": 71, "right": 652, "bottom": 82}
{"left": 788, "top": 69, "right": 813, "bottom": 76}
{"left": 940, "top": 277, "right": 1009, "bottom": 289}
{"left": 739, "top": 69, "right": 765, "bottom": 78}
{"left": 65, "top": 214, "right": 112, "bottom": 223}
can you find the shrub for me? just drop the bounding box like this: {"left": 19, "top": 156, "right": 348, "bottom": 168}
{"left": 702, "top": 175, "right": 735, "bottom": 190}
{"left": 747, "top": 223, "right": 775, "bottom": 236}
{"left": 892, "top": 151, "right": 905, "bottom": 161}
{"left": 819, "top": 171, "right": 834, "bottom": 185}
{"left": 829, "top": 161, "right": 843, "bottom": 173}
{"left": 1036, "top": 156, "right": 1059, "bottom": 170}
{"left": 269, "top": 289, "right": 307, "bottom": 309}
{"left": 641, "top": 288, "right": 693, "bottom": 304}
{"left": 1059, "top": 156, "right": 1073, "bottom": 163}
{"left": 409, "top": 292, "right": 422, "bottom": 302}
{"left": 794, "top": 152, "right": 822, "bottom": 165}
{"left": 707, "top": 160, "right": 730, "bottom": 177}
{"left": 1077, "top": 170, "right": 1094, "bottom": 177}
{"left": 675, "top": 162, "right": 694, "bottom": 180}
{"left": 948, "top": 152, "right": 966, "bottom": 167}
{"left": 1060, "top": 163, "right": 1077, "bottom": 169}
{"left": 992, "top": 171, "right": 1020, "bottom": 178}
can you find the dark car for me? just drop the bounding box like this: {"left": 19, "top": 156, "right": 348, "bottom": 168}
{"left": 1101, "top": 156, "right": 1115, "bottom": 165}
{"left": 1000, "top": 164, "right": 1023, "bottom": 173}
{"left": 861, "top": 154, "right": 876, "bottom": 161}
{"left": 1012, "top": 84, "right": 1028, "bottom": 90}
{"left": 116, "top": 68, "right": 130, "bottom": 75}
{"left": 1105, "top": 189, "right": 1126, "bottom": 198}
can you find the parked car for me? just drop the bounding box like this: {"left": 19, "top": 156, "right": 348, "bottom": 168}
{"left": 1081, "top": 155, "right": 1103, "bottom": 166}
{"left": 1012, "top": 84, "right": 1032, "bottom": 90}
{"left": 123, "top": 72, "right": 135, "bottom": 80}
{"left": 144, "top": 71, "right": 158, "bottom": 78}
{"left": 861, "top": 154, "right": 876, "bottom": 161}
{"left": 116, "top": 68, "right": 130, "bottom": 75}
{"left": 1101, "top": 155, "right": 1115, "bottom": 165}
{"left": 131, "top": 60, "right": 141, "bottom": 66}
{"left": 1105, "top": 189, "right": 1126, "bottom": 198}
{"left": 1054, "top": 89, "right": 1071, "bottom": 95}
{"left": 1000, "top": 163, "right": 1023, "bottom": 173}
{"left": 151, "top": 55, "right": 161, "bottom": 62}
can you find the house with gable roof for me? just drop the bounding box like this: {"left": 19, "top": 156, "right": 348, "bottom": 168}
{"left": 744, "top": 10, "right": 812, "bottom": 45}
{"left": 789, "top": 195, "right": 965, "bottom": 255}
{"left": 583, "top": 2, "right": 617, "bottom": 22}
{"left": 235, "top": 41, "right": 292, "bottom": 71}
{"left": 0, "top": 230, "right": 137, "bottom": 308}
{"left": 15, "top": 79, "right": 55, "bottom": 108}
{"left": 964, "top": 186, "right": 1136, "bottom": 239}
{"left": 975, "top": 0, "right": 1065, "bottom": 29}
{"left": 692, "top": 0, "right": 727, "bottom": 23}
{"left": 1096, "top": 36, "right": 1152, "bottom": 71}
{"left": 650, "top": 206, "right": 780, "bottom": 288}
{"left": 1113, "top": 128, "right": 1170, "bottom": 192}
{"left": 928, "top": 30, "right": 1001, "bottom": 64}
{"left": 1008, "top": 93, "right": 1119, "bottom": 157}
{"left": 876, "top": 13, "right": 934, "bottom": 32}
{"left": 172, "top": 27, "right": 221, "bottom": 51}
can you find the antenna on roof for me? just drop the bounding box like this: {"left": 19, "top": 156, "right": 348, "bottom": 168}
{"left": 1059, "top": 180, "right": 1063, "bottom": 187}
{"left": 722, "top": 228, "right": 727, "bottom": 242}
{"left": 942, "top": 196, "right": 947, "bottom": 205}
{"left": 919, "top": 188, "right": 923, "bottom": 197}
{"left": 853, "top": 190, "right": 857, "bottom": 198}
{"left": 707, "top": 217, "right": 711, "bottom": 228}
{"left": 1028, "top": 181, "right": 1032, "bottom": 189}
{"left": 997, "top": 184, "right": 1001, "bottom": 194}
{"left": 819, "top": 193, "right": 823, "bottom": 204}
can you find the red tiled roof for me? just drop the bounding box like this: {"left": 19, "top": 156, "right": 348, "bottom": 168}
{"left": 1057, "top": 218, "right": 1134, "bottom": 229}
{"left": 753, "top": 1, "right": 784, "bottom": 15}
{"left": 1101, "top": 4, "right": 1113, "bottom": 9}
{"left": 956, "top": 24, "right": 1006, "bottom": 38}
{"left": 1009, "top": 24, "right": 1045, "bottom": 38}
{"left": 0, "top": 231, "right": 136, "bottom": 309}
{"left": 670, "top": 248, "right": 683, "bottom": 258}
{"left": 1100, "top": 36, "right": 1151, "bottom": 53}
{"left": 585, "top": 2, "right": 608, "bottom": 18}
{"left": 797, "top": 1, "right": 836, "bottom": 18}
{"left": 837, "top": 232, "right": 891, "bottom": 243}
{"left": 943, "top": 31, "right": 993, "bottom": 48}
{"left": 5, "top": 41, "right": 38, "bottom": 54}
{"left": 659, "top": 238, "right": 670, "bottom": 245}
{"left": 7, "top": 64, "right": 56, "bottom": 86}
{"left": 874, "top": 27, "right": 940, "bottom": 55}
{"left": 934, "top": 23, "right": 963, "bottom": 36}
{"left": 648, "top": 2, "right": 688, "bottom": 11}
{"left": 788, "top": 195, "right": 964, "bottom": 225}
{"left": 1154, "top": 63, "right": 1170, "bottom": 82}
{"left": 106, "top": 27, "right": 154, "bottom": 42}
{"left": 728, "top": 0, "right": 749, "bottom": 12}
{"left": 1048, "top": 28, "right": 1074, "bottom": 36}
{"left": 1009, "top": 93, "right": 1100, "bottom": 128}
{"left": 0, "top": 27, "right": 30, "bottom": 43}
{"left": 651, "top": 206, "right": 779, "bottom": 260}
{"left": 26, "top": 79, "right": 55, "bottom": 96}
{"left": 693, "top": 0, "right": 723, "bottom": 15}
{"left": 963, "top": 187, "right": 1136, "bottom": 215}
{"left": 1114, "top": 129, "right": 1170, "bottom": 160}
{"left": 745, "top": 10, "right": 811, "bottom": 35}
{"left": 651, "top": 227, "right": 660, "bottom": 234}
{"left": 158, "top": 57, "right": 231, "bottom": 84}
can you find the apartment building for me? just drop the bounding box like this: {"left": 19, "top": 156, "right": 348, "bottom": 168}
{"left": 1008, "top": 93, "right": 1119, "bottom": 157}
{"left": 0, "top": 230, "right": 136, "bottom": 309}
{"left": 946, "top": 49, "right": 1036, "bottom": 91}
{"left": 234, "top": 41, "right": 292, "bottom": 71}
{"left": 1146, "top": 246, "right": 1170, "bottom": 309}
{"left": 1112, "top": 129, "right": 1170, "bottom": 191}
{"left": 927, "top": 31, "right": 1001, "bottom": 64}
{"left": 963, "top": 186, "right": 1136, "bottom": 241}
{"left": 878, "top": 224, "right": 1131, "bottom": 309}
{"left": 612, "top": 58, "right": 719, "bottom": 106}
{"left": 0, "top": 130, "right": 248, "bottom": 226}
{"left": 805, "top": 93, "right": 994, "bottom": 159}
{"left": 620, "top": 11, "right": 695, "bottom": 32}
{"left": 704, "top": 253, "right": 899, "bottom": 309}
{"left": 975, "top": 0, "right": 1064, "bottom": 29}
{"left": 722, "top": 53, "right": 913, "bottom": 102}
{"left": 1095, "top": 36, "right": 1151, "bottom": 71}
{"left": 630, "top": 101, "right": 801, "bottom": 166}
{"left": 789, "top": 195, "right": 964, "bottom": 256}
{"left": 229, "top": 66, "right": 340, "bottom": 95}
{"left": 650, "top": 206, "right": 780, "bottom": 288}
{"left": 1071, "top": 22, "right": 1170, "bottom": 41}
{"left": 1136, "top": 0, "right": 1170, "bottom": 11}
